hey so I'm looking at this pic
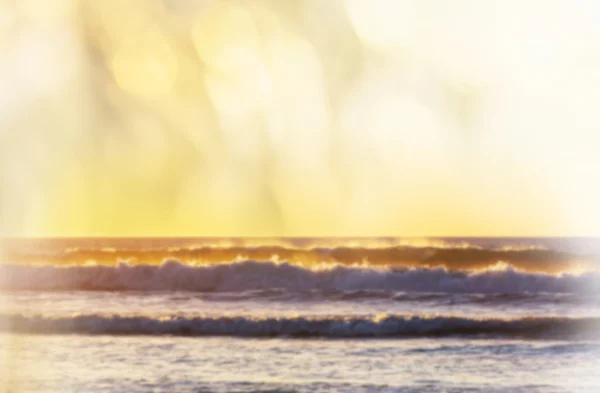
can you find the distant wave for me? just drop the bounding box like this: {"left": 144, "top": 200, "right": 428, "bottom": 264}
{"left": 2, "top": 313, "right": 598, "bottom": 339}
{"left": 2, "top": 241, "right": 598, "bottom": 273}
{"left": 0, "top": 260, "right": 597, "bottom": 293}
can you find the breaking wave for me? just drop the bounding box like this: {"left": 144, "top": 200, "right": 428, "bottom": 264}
{"left": 0, "top": 259, "right": 597, "bottom": 294}
{"left": 3, "top": 238, "right": 599, "bottom": 272}
{"left": 2, "top": 313, "right": 598, "bottom": 339}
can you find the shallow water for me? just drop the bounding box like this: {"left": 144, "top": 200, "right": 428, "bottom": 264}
{"left": 3, "top": 335, "right": 600, "bottom": 393}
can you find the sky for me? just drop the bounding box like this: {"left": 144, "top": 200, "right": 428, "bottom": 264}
{"left": 0, "top": 0, "right": 599, "bottom": 237}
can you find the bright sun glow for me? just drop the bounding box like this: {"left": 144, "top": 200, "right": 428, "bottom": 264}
{"left": 1, "top": 0, "right": 599, "bottom": 237}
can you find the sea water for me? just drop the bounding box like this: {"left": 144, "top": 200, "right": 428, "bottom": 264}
{"left": 1, "top": 237, "right": 599, "bottom": 392}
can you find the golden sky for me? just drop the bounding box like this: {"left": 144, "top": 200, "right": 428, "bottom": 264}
{"left": 1, "top": 0, "right": 599, "bottom": 237}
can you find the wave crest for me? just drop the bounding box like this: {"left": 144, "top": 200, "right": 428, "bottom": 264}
{"left": 3, "top": 313, "right": 597, "bottom": 339}
{"left": 0, "top": 260, "right": 596, "bottom": 293}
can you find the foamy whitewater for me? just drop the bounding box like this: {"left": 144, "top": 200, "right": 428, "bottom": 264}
{"left": 1, "top": 237, "right": 599, "bottom": 392}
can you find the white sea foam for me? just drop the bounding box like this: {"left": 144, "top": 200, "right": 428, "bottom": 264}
{"left": 0, "top": 260, "right": 597, "bottom": 293}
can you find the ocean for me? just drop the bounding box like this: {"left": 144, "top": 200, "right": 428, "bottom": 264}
{"left": 1, "top": 237, "right": 599, "bottom": 392}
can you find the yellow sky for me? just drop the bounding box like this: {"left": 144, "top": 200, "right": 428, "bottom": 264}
{"left": 1, "top": 0, "right": 599, "bottom": 237}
